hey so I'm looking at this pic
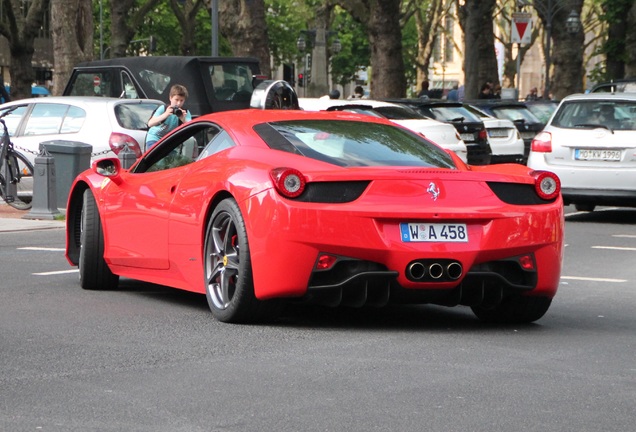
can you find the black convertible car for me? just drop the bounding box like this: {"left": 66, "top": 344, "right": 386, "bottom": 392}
{"left": 63, "top": 56, "right": 266, "bottom": 117}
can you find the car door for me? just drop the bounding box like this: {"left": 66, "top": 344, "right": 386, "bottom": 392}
{"left": 99, "top": 122, "right": 217, "bottom": 269}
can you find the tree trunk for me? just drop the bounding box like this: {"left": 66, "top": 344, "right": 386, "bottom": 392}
{"left": 109, "top": 0, "right": 163, "bottom": 58}
{"left": 169, "top": 0, "right": 206, "bottom": 56}
{"left": 415, "top": 0, "right": 443, "bottom": 87}
{"left": 623, "top": 1, "right": 636, "bottom": 78}
{"left": 546, "top": 0, "right": 584, "bottom": 100}
{"left": 368, "top": 0, "right": 405, "bottom": 98}
{"left": 336, "top": 0, "right": 405, "bottom": 99}
{"left": 218, "top": 0, "right": 272, "bottom": 78}
{"left": 458, "top": 0, "right": 498, "bottom": 100}
{"left": 51, "top": 0, "right": 94, "bottom": 96}
{"left": 0, "top": 0, "right": 51, "bottom": 100}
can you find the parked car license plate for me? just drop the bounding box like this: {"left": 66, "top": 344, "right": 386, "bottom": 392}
{"left": 488, "top": 128, "right": 509, "bottom": 138}
{"left": 460, "top": 133, "right": 475, "bottom": 142}
{"left": 400, "top": 223, "right": 468, "bottom": 242}
{"left": 521, "top": 132, "right": 537, "bottom": 139}
{"left": 575, "top": 149, "right": 621, "bottom": 161}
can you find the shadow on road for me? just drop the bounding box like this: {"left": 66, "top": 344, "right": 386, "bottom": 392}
{"left": 111, "top": 278, "right": 550, "bottom": 332}
{"left": 566, "top": 208, "right": 636, "bottom": 225}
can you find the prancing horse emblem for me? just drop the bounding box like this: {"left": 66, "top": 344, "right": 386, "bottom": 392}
{"left": 427, "top": 182, "right": 440, "bottom": 201}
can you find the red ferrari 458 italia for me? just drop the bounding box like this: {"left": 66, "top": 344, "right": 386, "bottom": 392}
{"left": 65, "top": 82, "right": 563, "bottom": 324}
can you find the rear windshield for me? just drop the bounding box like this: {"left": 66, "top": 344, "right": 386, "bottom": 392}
{"left": 115, "top": 102, "right": 162, "bottom": 130}
{"left": 551, "top": 100, "right": 636, "bottom": 131}
{"left": 489, "top": 106, "right": 541, "bottom": 124}
{"left": 254, "top": 120, "right": 456, "bottom": 168}
{"left": 428, "top": 105, "right": 483, "bottom": 123}
{"left": 373, "top": 105, "right": 426, "bottom": 120}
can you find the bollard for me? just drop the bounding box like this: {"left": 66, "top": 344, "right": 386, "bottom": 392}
{"left": 23, "top": 147, "right": 61, "bottom": 220}
{"left": 118, "top": 145, "right": 137, "bottom": 169}
{"left": 40, "top": 140, "right": 92, "bottom": 208}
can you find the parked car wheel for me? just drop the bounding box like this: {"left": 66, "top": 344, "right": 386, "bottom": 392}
{"left": 471, "top": 295, "right": 552, "bottom": 323}
{"left": 204, "top": 198, "right": 280, "bottom": 323}
{"left": 79, "top": 189, "right": 119, "bottom": 290}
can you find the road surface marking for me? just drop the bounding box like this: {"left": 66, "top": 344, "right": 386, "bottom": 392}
{"left": 34, "top": 269, "right": 79, "bottom": 276}
{"left": 591, "top": 246, "right": 636, "bottom": 251}
{"left": 561, "top": 276, "right": 626, "bottom": 283}
{"left": 19, "top": 247, "right": 65, "bottom": 252}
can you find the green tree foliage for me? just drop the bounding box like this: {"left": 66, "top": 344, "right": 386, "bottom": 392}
{"left": 329, "top": 6, "right": 370, "bottom": 87}
{"left": 597, "top": 0, "right": 633, "bottom": 80}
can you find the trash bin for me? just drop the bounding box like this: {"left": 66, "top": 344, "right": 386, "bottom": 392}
{"left": 40, "top": 140, "right": 92, "bottom": 207}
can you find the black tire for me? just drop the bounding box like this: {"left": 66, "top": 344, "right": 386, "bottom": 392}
{"left": 0, "top": 151, "right": 33, "bottom": 210}
{"left": 78, "top": 189, "right": 119, "bottom": 290}
{"left": 471, "top": 295, "right": 552, "bottom": 324}
{"left": 203, "top": 198, "right": 280, "bottom": 323}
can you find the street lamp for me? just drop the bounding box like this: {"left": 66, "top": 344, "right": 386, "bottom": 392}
{"left": 296, "top": 29, "right": 341, "bottom": 97}
{"left": 526, "top": 0, "right": 581, "bottom": 100}
{"left": 565, "top": 9, "right": 582, "bottom": 34}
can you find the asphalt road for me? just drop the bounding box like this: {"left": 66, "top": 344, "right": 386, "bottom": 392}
{"left": 1, "top": 206, "right": 635, "bottom": 432}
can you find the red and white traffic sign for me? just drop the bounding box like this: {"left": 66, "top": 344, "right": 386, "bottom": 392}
{"left": 511, "top": 12, "right": 532, "bottom": 44}
{"left": 93, "top": 76, "right": 101, "bottom": 87}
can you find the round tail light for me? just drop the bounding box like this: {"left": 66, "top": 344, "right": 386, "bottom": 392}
{"left": 270, "top": 168, "right": 306, "bottom": 198}
{"left": 532, "top": 170, "right": 560, "bottom": 200}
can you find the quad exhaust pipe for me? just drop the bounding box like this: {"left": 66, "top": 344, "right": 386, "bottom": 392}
{"left": 406, "top": 260, "right": 463, "bottom": 282}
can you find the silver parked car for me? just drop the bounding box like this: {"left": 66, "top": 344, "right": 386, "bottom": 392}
{"left": 0, "top": 96, "right": 163, "bottom": 165}
{"left": 527, "top": 93, "right": 636, "bottom": 211}
{"left": 464, "top": 104, "right": 525, "bottom": 164}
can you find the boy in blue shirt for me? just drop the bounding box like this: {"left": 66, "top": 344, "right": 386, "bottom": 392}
{"left": 146, "top": 84, "right": 192, "bottom": 149}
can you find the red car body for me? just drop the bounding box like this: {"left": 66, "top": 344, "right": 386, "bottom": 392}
{"left": 65, "top": 106, "right": 563, "bottom": 324}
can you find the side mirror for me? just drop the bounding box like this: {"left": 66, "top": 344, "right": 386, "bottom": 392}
{"left": 92, "top": 158, "right": 123, "bottom": 185}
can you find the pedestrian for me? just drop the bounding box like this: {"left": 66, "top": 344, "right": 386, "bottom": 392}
{"left": 525, "top": 87, "right": 539, "bottom": 101}
{"left": 417, "top": 80, "right": 430, "bottom": 98}
{"left": 320, "top": 89, "right": 341, "bottom": 100}
{"left": 478, "top": 82, "right": 494, "bottom": 99}
{"left": 446, "top": 84, "right": 459, "bottom": 101}
{"left": 146, "top": 84, "right": 192, "bottom": 149}
{"left": 492, "top": 83, "right": 502, "bottom": 99}
{"left": 349, "top": 85, "right": 364, "bottom": 99}
{"left": 457, "top": 85, "right": 465, "bottom": 102}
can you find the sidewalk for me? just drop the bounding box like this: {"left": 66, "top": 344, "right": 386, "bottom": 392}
{"left": 0, "top": 203, "right": 65, "bottom": 232}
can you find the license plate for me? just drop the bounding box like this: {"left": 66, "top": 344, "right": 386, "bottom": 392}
{"left": 575, "top": 149, "right": 621, "bottom": 161}
{"left": 521, "top": 132, "right": 537, "bottom": 139}
{"left": 400, "top": 223, "right": 468, "bottom": 242}
{"left": 460, "top": 133, "right": 475, "bottom": 142}
{"left": 488, "top": 129, "right": 509, "bottom": 138}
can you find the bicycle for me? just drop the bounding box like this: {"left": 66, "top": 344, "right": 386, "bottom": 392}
{"left": 0, "top": 107, "right": 34, "bottom": 210}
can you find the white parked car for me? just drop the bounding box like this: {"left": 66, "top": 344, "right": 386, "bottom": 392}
{"left": 527, "top": 93, "right": 636, "bottom": 211}
{"left": 465, "top": 104, "right": 525, "bottom": 164}
{"left": 299, "top": 98, "right": 468, "bottom": 163}
{"left": 0, "top": 96, "right": 163, "bottom": 165}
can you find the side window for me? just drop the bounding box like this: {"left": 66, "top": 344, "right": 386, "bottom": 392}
{"left": 121, "top": 72, "right": 139, "bottom": 98}
{"left": 138, "top": 69, "right": 171, "bottom": 95}
{"left": 0, "top": 105, "right": 29, "bottom": 136}
{"left": 209, "top": 65, "right": 255, "bottom": 102}
{"left": 60, "top": 106, "right": 86, "bottom": 133}
{"left": 197, "top": 129, "right": 235, "bottom": 160}
{"left": 23, "top": 104, "right": 75, "bottom": 136}
{"left": 136, "top": 124, "right": 221, "bottom": 173}
{"left": 69, "top": 71, "right": 114, "bottom": 97}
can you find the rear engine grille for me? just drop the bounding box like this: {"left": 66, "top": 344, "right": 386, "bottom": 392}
{"left": 487, "top": 182, "right": 555, "bottom": 205}
{"left": 295, "top": 181, "right": 370, "bottom": 203}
